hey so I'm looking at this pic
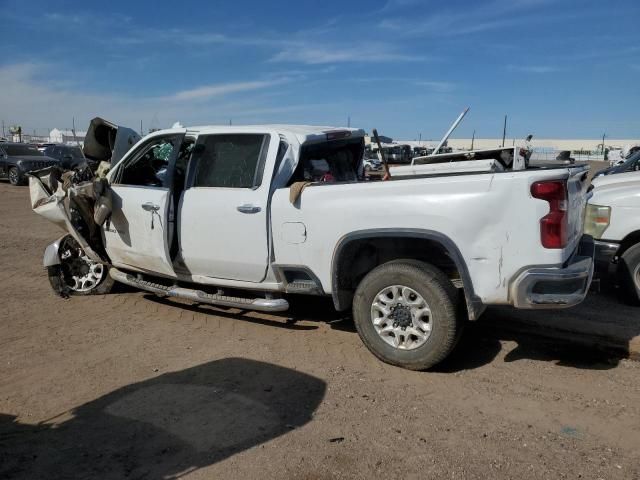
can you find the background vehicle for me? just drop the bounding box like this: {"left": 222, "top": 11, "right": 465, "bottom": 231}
{"left": 362, "top": 150, "right": 382, "bottom": 175}
{"left": 595, "top": 150, "right": 640, "bottom": 178}
{"left": 384, "top": 144, "right": 412, "bottom": 164}
{"left": 41, "top": 144, "right": 92, "bottom": 170}
{"left": 586, "top": 171, "right": 640, "bottom": 304}
{"left": 31, "top": 123, "right": 594, "bottom": 370}
{"left": 0, "top": 143, "right": 58, "bottom": 185}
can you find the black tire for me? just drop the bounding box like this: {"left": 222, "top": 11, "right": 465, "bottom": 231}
{"left": 47, "top": 236, "right": 114, "bottom": 297}
{"left": 8, "top": 167, "right": 23, "bottom": 186}
{"left": 352, "top": 260, "right": 463, "bottom": 370}
{"left": 619, "top": 243, "right": 640, "bottom": 305}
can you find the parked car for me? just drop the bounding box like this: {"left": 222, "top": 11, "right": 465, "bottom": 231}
{"left": 595, "top": 150, "right": 640, "bottom": 178}
{"left": 41, "top": 144, "right": 90, "bottom": 170}
{"left": 586, "top": 171, "right": 640, "bottom": 304}
{"left": 362, "top": 150, "right": 382, "bottom": 175}
{"left": 0, "top": 142, "right": 58, "bottom": 185}
{"left": 30, "top": 122, "right": 594, "bottom": 370}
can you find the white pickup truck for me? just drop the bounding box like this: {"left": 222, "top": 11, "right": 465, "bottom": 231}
{"left": 587, "top": 171, "right": 640, "bottom": 304}
{"left": 29, "top": 122, "right": 594, "bottom": 370}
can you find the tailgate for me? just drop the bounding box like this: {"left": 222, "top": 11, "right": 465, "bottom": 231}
{"left": 566, "top": 165, "right": 591, "bottom": 253}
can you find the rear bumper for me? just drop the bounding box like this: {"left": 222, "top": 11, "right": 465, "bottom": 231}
{"left": 510, "top": 235, "right": 595, "bottom": 309}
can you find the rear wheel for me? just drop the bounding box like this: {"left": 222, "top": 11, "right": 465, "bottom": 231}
{"left": 352, "top": 260, "right": 463, "bottom": 370}
{"left": 8, "top": 167, "right": 23, "bottom": 186}
{"left": 619, "top": 243, "right": 640, "bottom": 305}
{"left": 48, "top": 236, "right": 114, "bottom": 296}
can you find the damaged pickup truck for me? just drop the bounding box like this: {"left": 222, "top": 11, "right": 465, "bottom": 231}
{"left": 29, "top": 119, "right": 595, "bottom": 370}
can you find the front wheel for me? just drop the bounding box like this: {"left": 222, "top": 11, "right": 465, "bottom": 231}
{"left": 352, "top": 260, "right": 463, "bottom": 370}
{"left": 47, "top": 236, "right": 114, "bottom": 296}
{"left": 619, "top": 243, "right": 640, "bottom": 305}
{"left": 8, "top": 167, "right": 23, "bottom": 186}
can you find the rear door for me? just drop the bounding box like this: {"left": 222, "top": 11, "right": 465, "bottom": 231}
{"left": 104, "top": 131, "right": 185, "bottom": 277}
{"left": 178, "top": 132, "right": 276, "bottom": 282}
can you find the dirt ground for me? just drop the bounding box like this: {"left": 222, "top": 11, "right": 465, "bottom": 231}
{"left": 0, "top": 182, "right": 639, "bottom": 480}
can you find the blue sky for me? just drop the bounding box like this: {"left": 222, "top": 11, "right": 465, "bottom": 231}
{"left": 1, "top": 0, "right": 638, "bottom": 140}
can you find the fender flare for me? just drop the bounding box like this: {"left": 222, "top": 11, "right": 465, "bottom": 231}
{"left": 43, "top": 236, "right": 66, "bottom": 267}
{"left": 43, "top": 235, "right": 108, "bottom": 267}
{"left": 331, "top": 228, "right": 485, "bottom": 320}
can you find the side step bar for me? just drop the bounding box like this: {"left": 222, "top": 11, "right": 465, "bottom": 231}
{"left": 109, "top": 268, "right": 289, "bottom": 312}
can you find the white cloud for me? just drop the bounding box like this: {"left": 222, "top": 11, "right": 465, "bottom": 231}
{"left": 270, "top": 46, "right": 423, "bottom": 64}
{"left": 0, "top": 63, "right": 301, "bottom": 132}
{"left": 167, "top": 79, "right": 289, "bottom": 101}
{"left": 379, "top": 0, "right": 554, "bottom": 37}
{"left": 506, "top": 64, "right": 560, "bottom": 73}
{"left": 413, "top": 80, "right": 456, "bottom": 92}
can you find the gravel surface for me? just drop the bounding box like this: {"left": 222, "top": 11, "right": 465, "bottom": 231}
{"left": 0, "top": 182, "right": 638, "bottom": 479}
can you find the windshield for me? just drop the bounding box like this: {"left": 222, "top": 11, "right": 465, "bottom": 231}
{"left": 3, "top": 144, "right": 41, "bottom": 156}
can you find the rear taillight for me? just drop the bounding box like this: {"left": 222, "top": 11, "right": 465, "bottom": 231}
{"left": 531, "top": 180, "right": 568, "bottom": 249}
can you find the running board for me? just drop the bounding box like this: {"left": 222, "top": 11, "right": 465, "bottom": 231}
{"left": 109, "top": 268, "right": 289, "bottom": 312}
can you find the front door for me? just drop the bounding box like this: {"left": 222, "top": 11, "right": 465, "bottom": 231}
{"left": 104, "top": 132, "right": 186, "bottom": 277}
{"left": 178, "top": 132, "right": 276, "bottom": 282}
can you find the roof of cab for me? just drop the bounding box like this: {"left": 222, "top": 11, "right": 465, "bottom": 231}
{"left": 183, "top": 124, "right": 366, "bottom": 145}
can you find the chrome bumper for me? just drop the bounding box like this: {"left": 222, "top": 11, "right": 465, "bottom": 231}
{"left": 511, "top": 235, "right": 595, "bottom": 309}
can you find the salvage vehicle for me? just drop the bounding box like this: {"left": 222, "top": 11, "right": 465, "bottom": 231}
{"left": 0, "top": 142, "right": 58, "bottom": 185}
{"left": 595, "top": 150, "right": 640, "bottom": 178}
{"left": 29, "top": 121, "right": 595, "bottom": 370}
{"left": 586, "top": 171, "right": 640, "bottom": 304}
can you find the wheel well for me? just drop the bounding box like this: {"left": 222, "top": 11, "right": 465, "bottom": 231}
{"left": 618, "top": 231, "right": 640, "bottom": 258}
{"left": 332, "top": 233, "right": 481, "bottom": 319}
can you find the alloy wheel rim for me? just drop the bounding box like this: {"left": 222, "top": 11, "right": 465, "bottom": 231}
{"left": 370, "top": 285, "right": 432, "bottom": 350}
{"left": 65, "top": 254, "right": 105, "bottom": 292}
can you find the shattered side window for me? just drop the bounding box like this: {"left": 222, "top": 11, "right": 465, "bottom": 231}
{"left": 192, "top": 134, "right": 269, "bottom": 188}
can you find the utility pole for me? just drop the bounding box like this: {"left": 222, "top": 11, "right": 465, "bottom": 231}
{"left": 229, "top": 118, "right": 232, "bottom": 126}
{"left": 72, "top": 117, "right": 78, "bottom": 145}
{"left": 347, "top": 115, "right": 351, "bottom": 128}
{"left": 419, "top": 133, "right": 422, "bottom": 146}
{"left": 501, "top": 115, "right": 507, "bottom": 147}
{"left": 2, "top": 121, "right": 4, "bottom": 138}
{"left": 471, "top": 130, "right": 475, "bottom": 150}
{"left": 602, "top": 132, "right": 607, "bottom": 160}
{"left": 140, "top": 120, "right": 143, "bottom": 136}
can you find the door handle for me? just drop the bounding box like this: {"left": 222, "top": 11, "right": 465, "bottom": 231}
{"left": 142, "top": 202, "right": 160, "bottom": 212}
{"left": 236, "top": 204, "right": 261, "bottom": 214}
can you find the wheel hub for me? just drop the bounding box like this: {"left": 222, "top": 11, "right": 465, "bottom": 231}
{"left": 390, "top": 304, "right": 412, "bottom": 329}
{"left": 370, "top": 285, "right": 433, "bottom": 350}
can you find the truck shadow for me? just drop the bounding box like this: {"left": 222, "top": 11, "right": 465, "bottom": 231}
{"left": 0, "top": 358, "right": 326, "bottom": 480}
{"left": 143, "top": 293, "right": 635, "bottom": 373}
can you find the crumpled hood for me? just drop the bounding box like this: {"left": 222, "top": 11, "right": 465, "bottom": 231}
{"left": 83, "top": 117, "right": 142, "bottom": 165}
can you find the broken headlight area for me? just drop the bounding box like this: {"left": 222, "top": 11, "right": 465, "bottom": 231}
{"left": 28, "top": 165, "right": 111, "bottom": 264}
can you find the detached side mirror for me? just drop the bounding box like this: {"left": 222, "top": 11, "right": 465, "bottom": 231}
{"left": 93, "top": 178, "right": 112, "bottom": 226}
